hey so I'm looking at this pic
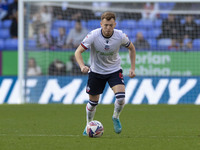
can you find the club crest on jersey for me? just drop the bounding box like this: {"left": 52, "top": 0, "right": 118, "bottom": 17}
{"left": 104, "top": 45, "right": 110, "bottom": 50}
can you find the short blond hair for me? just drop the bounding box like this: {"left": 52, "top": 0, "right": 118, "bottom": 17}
{"left": 101, "top": 12, "right": 116, "bottom": 21}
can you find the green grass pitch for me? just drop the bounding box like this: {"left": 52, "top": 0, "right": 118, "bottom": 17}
{"left": 0, "top": 104, "right": 200, "bottom": 150}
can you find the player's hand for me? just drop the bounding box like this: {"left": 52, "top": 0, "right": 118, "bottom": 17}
{"left": 129, "top": 69, "right": 136, "bottom": 78}
{"left": 81, "top": 66, "right": 90, "bottom": 73}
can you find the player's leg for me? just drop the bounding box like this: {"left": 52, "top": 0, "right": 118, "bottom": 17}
{"left": 83, "top": 71, "right": 106, "bottom": 136}
{"left": 83, "top": 94, "right": 99, "bottom": 136}
{"left": 112, "top": 84, "right": 125, "bottom": 134}
{"left": 86, "top": 94, "right": 100, "bottom": 124}
{"left": 108, "top": 69, "right": 125, "bottom": 134}
{"left": 112, "top": 84, "right": 125, "bottom": 120}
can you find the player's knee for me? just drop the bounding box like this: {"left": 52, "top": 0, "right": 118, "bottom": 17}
{"left": 115, "top": 92, "right": 125, "bottom": 105}
{"left": 89, "top": 100, "right": 98, "bottom": 106}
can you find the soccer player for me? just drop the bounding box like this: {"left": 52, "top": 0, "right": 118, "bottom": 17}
{"left": 75, "top": 12, "right": 136, "bottom": 135}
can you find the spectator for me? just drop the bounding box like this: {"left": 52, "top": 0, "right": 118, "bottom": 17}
{"left": 39, "top": 6, "right": 52, "bottom": 33}
{"left": 158, "top": 14, "right": 182, "bottom": 41}
{"left": 36, "top": 25, "right": 53, "bottom": 49}
{"left": 67, "top": 55, "right": 87, "bottom": 75}
{"left": 27, "top": 57, "right": 42, "bottom": 76}
{"left": 48, "top": 59, "right": 67, "bottom": 76}
{"left": 0, "top": 0, "right": 8, "bottom": 20}
{"left": 31, "top": 13, "right": 45, "bottom": 39}
{"left": 54, "top": 27, "right": 67, "bottom": 49}
{"left": 133, "top": 32, "right": 150, "bottom": 50}
{"left": 181, "top": 41, "right": 193, "bottom": 51}
{"left": 168, "top": 39, "right": 179, "bottom": 50}
{"left": 10, "top": 10, "right": 17, "bottom": 38}
{"left": 142, "top": 2, "right": 159, "bottom": 20}
{"left": 66, "top": 20, "right": 88, "bottom": 49}
{"left": 182, "top": 15, "right": 199, "bottom": 40}
{"left": 3, "top": 0, "right": 18, "bottom": 20}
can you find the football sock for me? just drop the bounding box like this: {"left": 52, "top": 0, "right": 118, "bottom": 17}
{"left": 113, "top": 92, "right": 125, "bottom": 119}
{"left": 86, "top": 100, "right": 98, "bottom": 124}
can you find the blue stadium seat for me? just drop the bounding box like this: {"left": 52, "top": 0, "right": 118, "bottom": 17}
{"left": 50, "top": 29, "right": 59, "bottom": 38}
{"left": 193, "top": 39, "right": 200, "bottom": 48}
{"left": 194, "top": 19, "right": 200, "bottom": 25}
{"left": 28, "top": 40, "right": 37, "bottom": 48}
{"left": 5, "top": 38, "right": 18, "bottom": 49}
{"left": 158, "top": 38, "right": 171, "bottom": 49}
{"left": 154, "top": 19, "right": 162, "bottom": 28}
{"left": 122, "top": 29, "right": 133, "bottom": 38}
{"left": 137, "top": 19, "right": 153, "bottom": 29}
{"left": 0, "top": 29, "right": 10, "bottom": 39}
{"left": 132, "top": 29, "right": 148, "bottom": 39}
{"left": 7, "top": 0, "right": 14, "bottom": 4}
{"left": 147, "top": 38, "right": 157, "bottom": 49}
{"left": 119, "top": 20, "right": 137, "bottom": 29}
{"left": 147, "top": 28, "right": 161, "bottom": 38}
{"left": 0, "top": 21, "right": 2, "bottom": 28}
{"left": 183, "top": 38, "right": 192, "bottom": 45}
{"left": 3, "top": 20, "right": 12, "bottom": 29}
{"left": 52, "top": 20, "right": 71, "bottom": 29}
{"left": 0, "top": 39, "right": 5, "bottom": 49}
{"left": 159, "top": 3, "right": 175, "bottom": 10}
{"left": 159, "top": 14, "right": 168, "bottom": 19}
{"left": 87, "top": 20, "right": 100, "bottom": 30}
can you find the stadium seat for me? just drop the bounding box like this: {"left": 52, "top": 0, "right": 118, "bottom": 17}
{"left": 4, "top": 38, "right": 18, "bottom": 49}
{"left": 154, "top": 19, "right": 162, "bottom": 28}
{"left": 147, "top": 28, "right": 161, "bottom": 38}
{"left": 147, "top": 38, "right": 157, "bottom": 49}
{"left": 3, "top": 20, "right": 12, "bottom": 29}
{"left": 87, "top": 20, "right": 100, "bottom": 30}
{"left": 119, "top": 20, "right": 137, "bottom": 29}
{"left": 0, "top": 21, "right": 2, "bottom": 28}
{"left": 0, "top": 29, "right": 10, "bottom": 39}
{"left": 50, "top": 29, "right": 59, "bottom": 38}
{"left": 193, "top": 39, "right": 200, "bottom": 48}
{"left": 28, "top": 40, "right": 37, "bottom": 48}
{"left": 0, "top": 39, "right": 5, "bottom": 49}
{"left": 137, "top": 19, "right": 153, "bottom": 29}
{"left": 183, "top": 38, "right": 192, "bottom": 45}
{"left": 122, "top": 29, "right": 133, "bottom": 38}
{"left": 132, "top": 29, "right": 148, "bottom": 39}
{"left": 7, "top": 0, "right": 14, "bottom": 4}
{"left": 194, "top": 19, "right": 200, "bottom": 25}
{"left": 52, "top": 20, "right": 71, "bottom": 29}
{"left": 158, "top": 38, "right": 172, "bottom": 49}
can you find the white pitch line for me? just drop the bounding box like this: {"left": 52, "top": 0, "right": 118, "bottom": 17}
{"left": 0, "top": 134, "right": 80, "bottom": 137}
{"left": 0, "top": 134, "right": 198, "bottom": 138}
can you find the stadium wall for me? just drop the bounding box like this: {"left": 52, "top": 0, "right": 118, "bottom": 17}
{"left": 0, "top": 76, "right": 200, "bottom": 104}
{"left": 1, "top": 50, "right": 200, "bottom": 76}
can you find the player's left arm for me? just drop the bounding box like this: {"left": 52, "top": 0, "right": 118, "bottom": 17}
{"left": 127, "top": 42, "right": 136, "bottom": 78}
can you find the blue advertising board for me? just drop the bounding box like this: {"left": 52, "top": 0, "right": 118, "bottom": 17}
{"left": 0, "top": 76, "right": 200, "bottom": 104}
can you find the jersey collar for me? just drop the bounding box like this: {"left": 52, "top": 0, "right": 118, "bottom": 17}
{"left": 101, "top": 29, "right": 114, "bottom": 39}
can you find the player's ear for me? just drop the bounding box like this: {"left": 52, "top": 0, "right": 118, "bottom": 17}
{"left": 100, "top": 21, "right": 103, "bottom": 27}
{"left": 114, "top": 22, "right": 116, "bottom": 28}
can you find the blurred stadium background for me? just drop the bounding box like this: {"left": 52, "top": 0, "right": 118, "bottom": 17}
{"left": 0, "top": 0, "right": 200, "bottom": 104}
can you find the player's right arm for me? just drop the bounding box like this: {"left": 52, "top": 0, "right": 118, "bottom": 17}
{"left": 75, "top": 45, "right": 90, "bottom": 73}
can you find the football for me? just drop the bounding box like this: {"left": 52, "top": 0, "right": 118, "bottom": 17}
{"left": 86, "top": 120, "right": 104, "bottom": 138}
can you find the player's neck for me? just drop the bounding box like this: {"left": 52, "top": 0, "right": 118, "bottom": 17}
{"left": 101, "top": 29, "right": 114, "bottom": 39}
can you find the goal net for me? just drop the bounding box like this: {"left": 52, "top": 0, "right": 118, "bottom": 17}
{"left": 19, "top": 0, "right": 200, "bottom": 104}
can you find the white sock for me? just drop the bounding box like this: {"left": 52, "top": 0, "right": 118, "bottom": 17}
{"left": 113, "top": 92, "right": 125, "bottom": 119}
{"left": 86, "top": 100, "right": 98, "bottom": 124}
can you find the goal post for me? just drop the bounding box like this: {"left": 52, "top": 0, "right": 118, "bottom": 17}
{"left": 18, "top": 0, "right": 200, "bottom": 104}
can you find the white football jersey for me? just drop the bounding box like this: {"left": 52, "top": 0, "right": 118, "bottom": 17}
{"left": 81, "top": 28, "right": 130, "bottom": 74}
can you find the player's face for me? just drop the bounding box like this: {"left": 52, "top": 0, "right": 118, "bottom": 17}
{"left": 101, "top": 18, "right": 116, "bottom": 37}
